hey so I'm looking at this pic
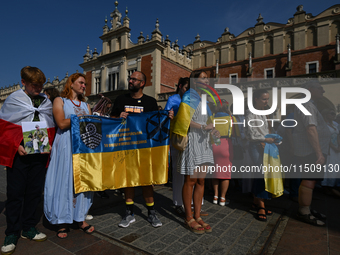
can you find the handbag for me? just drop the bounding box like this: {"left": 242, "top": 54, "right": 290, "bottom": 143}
{"left": 171, "top": 133, "right": 188, "bottom": 151}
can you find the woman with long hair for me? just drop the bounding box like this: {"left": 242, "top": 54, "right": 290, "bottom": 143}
{"left": 44, "top": 73, "right": 94, "bottom": 238}
{"left": 174, "top": 70, "right": 218, "bottom": 234}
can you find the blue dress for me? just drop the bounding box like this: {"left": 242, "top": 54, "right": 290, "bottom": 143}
{"left": 44, "top": 98, "right": 93, "bottom": 224}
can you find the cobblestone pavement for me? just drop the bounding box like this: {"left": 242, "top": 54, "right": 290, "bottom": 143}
{"left": 5, "top": 163, "right": 338, "bottom": 254}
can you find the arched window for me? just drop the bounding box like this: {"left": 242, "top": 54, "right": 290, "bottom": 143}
{"left": 307, "top": 26, "right": 317, "bottom": 47}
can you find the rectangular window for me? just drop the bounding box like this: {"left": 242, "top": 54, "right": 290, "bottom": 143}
{"left": 127, "top": 69, "right": 137, "bottom": 79}
{"left": 305, "top": 61, "right": 319, "bottom": 74}
{"left": 264, "top": 68, "right": 275, "bottom": 79}
{"left": 229, "top": 74, "right": 238, "bottom": 85}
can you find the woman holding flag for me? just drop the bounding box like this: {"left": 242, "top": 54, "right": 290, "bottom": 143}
{"left": 173, "top": 70, "right": 219, "bottom": 234}
{"left": 44, "top": 73, "right": 94, "bottom": 238}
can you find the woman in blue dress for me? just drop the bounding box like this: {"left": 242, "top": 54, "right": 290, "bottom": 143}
{"left": 44, "top": 73, "right": 94, "bottom": 238}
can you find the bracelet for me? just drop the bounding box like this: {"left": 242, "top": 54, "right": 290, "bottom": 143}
{"left": 200, "top": 125, "right": 206, "bottom": 131}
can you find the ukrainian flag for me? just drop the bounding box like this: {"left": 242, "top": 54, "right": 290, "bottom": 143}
{"left": 71, "top": 111, "right": 170, "bottom": 193}
{"left": 263, "top": 134, "right": 284, "bottom": 197}
{"left": 213, "top": 112, "right": 241, "bottom": 137}
{"left": 172, "top": 89, "right": 211, "bottom": 136}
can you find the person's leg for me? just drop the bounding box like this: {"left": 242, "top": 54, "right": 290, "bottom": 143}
{"left": 212, "top": 179, "right": 219, "bottom": 204}
{"left": 125, "top": 187, "right": 135, "bottom": 214}
{"left": 5, "top": 156, "right": 27, "bottom": 237}
{"left": 22, "top": 155, "right": 48, "bottom": 232}
{"left": 143, "top": 185, "right": 162, "bottom": 227}
{"left": 183, "top": 175, "right": 195, "bottom": 220}
{"left": 182, "top": 175, "right": 204, "bottom": 232}
{"left": 193, "top": 178, "right": 205, "bottom": 219}
{"left": 171, "top": 147, "right": 184, "bottom": 207}
{"left": 298, "top": 180, "right": 315, "bottom": 215}
{"left": 219, "top": 179, "right": 230, "bottom": 205}
{"left": 33, "top": 139, "right": 39, "bottom": 153}
{"left": 142, "top": 185, "right": 154, "bottom": 213}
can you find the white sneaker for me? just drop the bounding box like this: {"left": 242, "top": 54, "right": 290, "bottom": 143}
{"left": 1, "top": 235, "right": 18, "bottom": 255}
{"left": 86, "top": 215, "right": 93, "bottom": 220}
{"left": 21, "top": 228, "right": 47, "bottom": 242}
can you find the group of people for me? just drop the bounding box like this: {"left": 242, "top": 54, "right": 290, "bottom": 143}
{"left": 0, "top": 65, "right": 338, "bottom": 254}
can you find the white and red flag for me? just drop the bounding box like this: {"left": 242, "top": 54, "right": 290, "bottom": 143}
{"left": 0, "top": 89, "right": 56, "bottom": 167}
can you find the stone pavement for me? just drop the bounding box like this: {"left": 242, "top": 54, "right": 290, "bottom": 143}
{"left": 0, "top": 164, "right": 339, "bottom": 254}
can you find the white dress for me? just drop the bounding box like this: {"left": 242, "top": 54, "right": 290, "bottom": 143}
{"left": 178, "top": 101, "right": 214, "bottom": 175}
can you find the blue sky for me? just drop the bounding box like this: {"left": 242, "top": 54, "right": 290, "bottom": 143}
{"left": 0, "top": 0, "right": 338, "bottom": 88}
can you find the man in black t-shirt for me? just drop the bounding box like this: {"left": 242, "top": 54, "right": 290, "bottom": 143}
{"left": 112, "top": 71, "right": 173, "bottom": 228}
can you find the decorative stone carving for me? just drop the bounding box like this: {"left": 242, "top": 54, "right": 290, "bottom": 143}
{"left": 264, "top": 25, "right": 270, "bottom": 31}
{"left": 200, "top": 43, "right": 205, "bottom": 47}
{"left": 248, "top": 29, "right": 255, "bottom": 35}
{"left": 287, "top": 18, "right": 294, "bottom": 25}
{"left": 305, "top": 14, "right": 313, "bottom": 20}
{"left": 333, "top": 7, "right": 340, "bottom": 14}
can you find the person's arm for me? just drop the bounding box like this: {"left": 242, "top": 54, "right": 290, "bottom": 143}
{"left": 306, "top": 125, "right": 325, "bottom": 164}
{"left": 53, "top": 97, "right": 70, "bottom": 130}
{"left": 87, "top": 104, "right": 92, "bottom": 115}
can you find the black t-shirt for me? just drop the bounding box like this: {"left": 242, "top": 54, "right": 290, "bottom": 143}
{"left": 112, "top": 93, "right": 158, "bottom": 117}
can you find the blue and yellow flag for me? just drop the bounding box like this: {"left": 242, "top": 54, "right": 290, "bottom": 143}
{"left": 172, "top": 89, "right": 211, "bottom": 136}
{"left": 71, "top": 111, "right": 170, "bottom": 193}
{"left": 263, "top": 134, "right": 284, "bottom": 198}
{"left": 213, "top": 112, "right": 241, "bottom": 137}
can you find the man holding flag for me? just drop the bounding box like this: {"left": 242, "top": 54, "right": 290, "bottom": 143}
{"left": 111, "top": 71, "right": 174, "bottom": 228}
{"left": 0, "top": 66, "right": 55, "bottom": 255}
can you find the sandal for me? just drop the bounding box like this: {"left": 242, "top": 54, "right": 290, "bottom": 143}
{"left": 79, "top": 224, "right": 94, "bottom": 234}
{"left": 57, "top": 228, "right": 70, "bottom": 239}
{"left": 185, "top": 218, "right": 205, "bottom": 234}
{"left": 297, "top": 211, "right": 325, "bottom": 226}
{"left": 252, "top": 203, "right": 272, "bottom": 215}
{"left": 310, "top": 209, "right": 326, "bottom": 220}
{"left": 219, "top": 197, "right": 230, "bottom": 206}
{"left": 256, "top": 207, "right": 267, "bottom": 222}
{"left": 213, "top": 196, "right": 218, "bottom": 204}
{"left": 196, "top": 217, "right": 212, "bottom": 233}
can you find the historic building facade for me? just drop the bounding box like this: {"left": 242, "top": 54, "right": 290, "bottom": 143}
{"left": 79, "top": 1, "right": 191, "bottom": 107}
{"left": 189, "top": 4, "right": 340, "bottom": 113}
{"left": 1, "top": 3, "right": 339, "bottom": 111}
{"left": 0, "top": 83, "right": 21, "bottom": 109}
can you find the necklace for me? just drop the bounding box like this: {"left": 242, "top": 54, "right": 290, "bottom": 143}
{"left": 71, "top": 99, "right": 81, "bottom": 107}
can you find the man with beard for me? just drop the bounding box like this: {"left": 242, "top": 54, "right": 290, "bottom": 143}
{"left": 111, "top": 71, "right": 173, "bottom": 228}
